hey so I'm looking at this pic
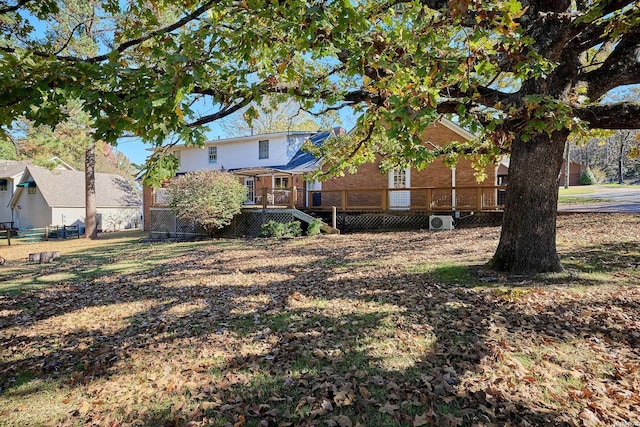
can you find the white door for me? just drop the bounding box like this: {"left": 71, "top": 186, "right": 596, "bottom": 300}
{"left": 388, "top": 169, "right": 410, "bottom": 209}
{"left": 245, "top": 178, "right": 255, "bottom": 204}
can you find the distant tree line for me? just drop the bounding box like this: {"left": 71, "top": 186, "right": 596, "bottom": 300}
{"left": 0, "top": 105, "right": 138, "bottom": 185}
{"left": 572, "top": 130, "right": 640, "bottom": 184}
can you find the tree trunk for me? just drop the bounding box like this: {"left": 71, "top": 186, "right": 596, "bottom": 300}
{"left": 490, "top": 131, "right": 568, "bottom": 273}
{"left": 618, "top": 141, "right": 624, "bottom": 184}
{"left": 564, "top": 140, "right": 570, "bottom": 189}
{"left": 85, "top": 141, "right": 98, "bottom": 239}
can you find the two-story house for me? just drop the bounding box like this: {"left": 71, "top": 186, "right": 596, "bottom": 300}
{"left": 144, "top": 120, "right": 504, "bottom": 233}
{"left": 143, "top": 130, "right": 330, "bottom": 230}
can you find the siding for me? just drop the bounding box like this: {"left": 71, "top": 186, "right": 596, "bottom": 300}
{"left": 177, "top": 134, "right": 312, "bottom": 172}
{"left": 0, "top": 178, "right": 16, "bottom": 223}
{"left": 13, "top": 187, "right": 52, "bottom": 229}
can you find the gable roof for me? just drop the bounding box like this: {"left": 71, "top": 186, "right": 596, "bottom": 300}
{"left": 0, "top": 160, "right": 30, "bottom": 179}
{"left": 438, "top": 117, "right": 477, "bottom": 141}
{"left": 10, "top": 166, "right": 140, "bottom": 208}
{"left": 230, "top": 130, "right": 333, "bottom": 176}
{"left": 278, "top": 131, "right": 331, "bottom": 173}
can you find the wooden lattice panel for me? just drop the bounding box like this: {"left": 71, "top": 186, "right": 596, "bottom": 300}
{"left": 150, "top": 208, "right": 206, "bottom": 238}
{"left": 337, "top": 211, "right": 502, "bottom": 232}
{"left": 455, "top": 212, "right": 503, "bottom": 228}
{"left": 339, "top": 213, "right": 431, "bottom": 232}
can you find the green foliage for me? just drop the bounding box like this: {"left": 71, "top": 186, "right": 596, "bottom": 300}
{"left": 580, "top": 168, "right": 598, "bottom": 185}
{"left": 0, "top": 138, "right": 17, "bottom": 159}
{"left": 167, "top": 170, "right": 247, "bottom": 234}
{"left": 1, "top": 0, "right": 638, "bottom": 182}
{"left": 259, "top": 221, "right": 302, "bottom": 239}
{"left": 306, "top": 219, "right": 322, "bottom": 236}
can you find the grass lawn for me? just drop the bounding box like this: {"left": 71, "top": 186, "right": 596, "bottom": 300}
{"left": 557, "top": 187, "right": 613, "bottom": 205}
{"left": 558, "top": 187, "right": 597, "bottom": 195}
{"left": 1, "top": 215, "right": 639, "bottom": 426}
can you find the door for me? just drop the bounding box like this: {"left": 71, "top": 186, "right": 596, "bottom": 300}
{"left": 388, "top": 169, "right": 410, "bottom": 209}
{"left": 244, "top": 177, "right": 255, "bottom": 204}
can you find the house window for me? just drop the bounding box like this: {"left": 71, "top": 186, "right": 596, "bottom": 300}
{"left": 258, "top": 140, "right": 269, "bottom": 159}
{"left": 208, "top": 146, "right": 217, "bottom": 164}
{"left": 28, "top": 187, "right": 36, "bottom": 194}
{"left": 274, "top": 177, "right": 289, "bottom": 189}
{"left": 0, "top": 180, "right": 7, "bottom": 191}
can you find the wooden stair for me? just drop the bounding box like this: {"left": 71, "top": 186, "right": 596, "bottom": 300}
{"left": 290, "top": 209, "right": 340, "bottom": 234}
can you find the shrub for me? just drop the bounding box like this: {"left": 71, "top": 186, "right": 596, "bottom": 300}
{"left": 591, "top": 167, "right": 606, "bottom": 184}
{"left": 307, "top": 218, "right": 322, "bottom": 236}
{"left": 579, "top": 167, "right": 598, "bottom": 185}
{"left": 259, "top": 220, "right": 302, "bottom": 238}
{"left": 166, "top": 170, "right": 247, "bottom": 235}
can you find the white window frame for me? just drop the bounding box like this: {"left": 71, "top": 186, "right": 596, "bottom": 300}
{"left": 274, "top": 176, "right": 289, "bottom": 189}
{"left": 258, "top": 140, "right": 269, "bottom": 159}
{"left": 392, "top": 169, "right": 407, "bottom": 188}
{"left": 208, "top": 146, "right": 217, "bottom": 164}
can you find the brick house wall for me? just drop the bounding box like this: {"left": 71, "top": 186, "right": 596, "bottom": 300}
{"left": 320, "top": 121, "right": 497, "bottom": 208}
{"left": 558, "top": 161, "right": 583, "bottom": 186}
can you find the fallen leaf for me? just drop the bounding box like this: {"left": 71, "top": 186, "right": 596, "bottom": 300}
{"left": 378, "top": 402, "right": 399, "bottom": 414}
{"left": 332, "top": 415, "right": 353, "bottom": 427}
{"left": 413, "top": 413, "right": 430, "bottom": 426}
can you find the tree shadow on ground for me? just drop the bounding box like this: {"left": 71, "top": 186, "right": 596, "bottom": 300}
{"left": 0, "top": 233, "right": 638, "bottom": 426}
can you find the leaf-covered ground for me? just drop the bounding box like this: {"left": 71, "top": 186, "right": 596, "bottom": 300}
{"left": 1, "top": 214, "right": 639, "bottom": 426}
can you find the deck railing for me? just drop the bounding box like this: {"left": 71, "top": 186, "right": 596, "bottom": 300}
{"left": 307, "top": 186, "right": 507, "bottom": 212}
{"left": 151, "top": 186, "right": 506, "bottom": 212}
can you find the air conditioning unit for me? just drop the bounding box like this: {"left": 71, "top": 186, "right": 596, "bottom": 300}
{"left": 429, "top": 215, "right": 455, "bottom": 231}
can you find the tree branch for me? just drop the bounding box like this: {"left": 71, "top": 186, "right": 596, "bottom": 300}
{"left": 583, "top": 30, "right": 640, "bottom": 100}
{"left": 186, "top": 97, "right": 254, "bottom": 128}
{"left": 575, "top": 102, "right": 640, "bottom": 129}
{"left": 1, "top": 0, "right": 217, "bottom": 63}
{"left": 442, "top": 85, "right": 520, "bottom": 109}
{"left": 0, "top": 0, "right": 34, "bottom": 14}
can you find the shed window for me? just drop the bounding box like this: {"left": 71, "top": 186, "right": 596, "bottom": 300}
{"left": 28, "top": 187, "right": 36, "bottom": 194}
{"left": 258, "top": 140, "right": 269, "bottom": 159}
{"left": 208, "top": 146, "right": 217, "bottom": 164}
{"left": 0, "top": 180, "right": 6, "bottom": 191}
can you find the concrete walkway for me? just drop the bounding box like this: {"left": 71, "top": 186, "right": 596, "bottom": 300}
{"left": 558, "top": 185, "right": 640, "bottom": 213}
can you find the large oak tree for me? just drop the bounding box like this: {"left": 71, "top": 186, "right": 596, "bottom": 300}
{"left": 1, "top": 0, "right": 639, "bottom": 272}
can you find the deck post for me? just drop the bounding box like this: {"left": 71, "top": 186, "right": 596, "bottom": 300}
{"left": 6, "top": 229, "right": 10, "bottom": 246}
{"left": 341, "top": 190, "right": 346, "bottom": 211}
{"left": 332, "top": 206, "right": 337, "bottom": 229}
{"left": 262, "top": 187, "right": 268, "bottom": 209}
{"left": 476, "top": 187, "right": 483, "bottom": 211}
{"left": 381, "top": 189, "right": 388, "bottom": 211}
{"left": 290, "top": 186, "right": 297, "bottom": 208}
{"left": 426, "top": 188, "right": 432, "bottom": 210}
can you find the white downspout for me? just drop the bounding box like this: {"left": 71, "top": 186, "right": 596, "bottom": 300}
{"left": 451, "top": 167, "right": 456, "bottom": 211}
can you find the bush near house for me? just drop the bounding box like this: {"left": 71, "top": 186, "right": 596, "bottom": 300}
{"left": 259, "top": 220, "right": 303, "bottom": 238}
{"left": 167, "top": 170, "right": 247, "bottom": 235}
{"left": 580, "top": 167, "right": 598, "bottom": 185}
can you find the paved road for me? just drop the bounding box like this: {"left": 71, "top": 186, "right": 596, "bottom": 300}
{"left": 558, "top": 185, "right": 640, "bottom": 213}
